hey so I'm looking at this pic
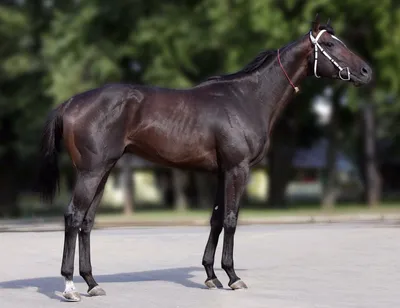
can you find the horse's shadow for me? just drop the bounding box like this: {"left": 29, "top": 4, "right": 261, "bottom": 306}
{"left": 0, "top": 267, "right": 246, "bottom": 301}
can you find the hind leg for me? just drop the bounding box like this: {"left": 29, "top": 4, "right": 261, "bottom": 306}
{"left": 61, "top": 167, "right": 112, "bottom": 301}
{"left": 79, "top": 167, "right": 114, "bottom": 297}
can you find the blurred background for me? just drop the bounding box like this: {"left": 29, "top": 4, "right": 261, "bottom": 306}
{"left": 1, "top": 0, "right": 400, "bottom": 221}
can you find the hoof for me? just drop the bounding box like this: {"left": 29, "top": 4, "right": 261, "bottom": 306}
{"left": 205, "top": 278, "right": 223, "bottom": 289}
{"left": 63, "top": 291, "right": 81, "bottom": 302}
{"left": 229, "top": 279, "right": 248, "bottom": 290}
{"left": 88, "top": 286, "right": 106, "bottom": 297}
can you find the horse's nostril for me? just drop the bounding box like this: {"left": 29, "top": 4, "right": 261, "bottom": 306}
{"left": 361, "top": 66, "right": 369, "bottom": 76}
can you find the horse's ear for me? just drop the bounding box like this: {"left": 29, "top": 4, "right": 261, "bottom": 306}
{"left": 312, "top": 13, "right": 320, "bottom": 36}
{"left": 327, "top": 18, "right": 331, "bottom": 26}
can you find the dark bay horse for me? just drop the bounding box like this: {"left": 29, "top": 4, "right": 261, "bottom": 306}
{"left": 37, "top": 15, "right": 372, "bottom": 301}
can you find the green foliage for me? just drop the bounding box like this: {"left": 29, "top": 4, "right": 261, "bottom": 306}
{"left": 130, "top": 0, "right": 317, "bottom": 87}
{"left": 0, "top": 3, "right": 48, "bottom": 161}
{"left": 42, "top": 4, "right": 121, "bottom": 103}
{"left": 1, "top": 0, "right": 400, "bottom": 211}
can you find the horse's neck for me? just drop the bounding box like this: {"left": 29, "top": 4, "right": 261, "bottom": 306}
{"left": 256, "top": 35, "right": 311, "bottom": 133}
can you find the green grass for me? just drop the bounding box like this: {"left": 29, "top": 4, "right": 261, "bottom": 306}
{"left": 12, "top": 193, "right": 400, "bottom": 222}
{"left": 93, "top": 202, "right": 400, "bottom": 223}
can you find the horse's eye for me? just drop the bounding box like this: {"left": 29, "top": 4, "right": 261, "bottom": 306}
{"left": 326, "top": 42, "right": 334, "bottom": 47}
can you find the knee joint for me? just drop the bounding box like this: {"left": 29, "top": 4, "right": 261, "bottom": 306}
{"left": 64, "top": 212, "right": 85, "bottom": 230}
{"left": 223, "top": 212, "right": 237, "bottom": 234}
{"left": 80, "top": 218, "right": 94, "bottom": 233}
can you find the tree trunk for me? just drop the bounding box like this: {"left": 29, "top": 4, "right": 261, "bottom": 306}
{"left": 193, "top": 172, "right": 215, "bottom": 209}
{"left": 0, "top": 162, "right": 20, "bottom": 218}
{"left": 121, "top": 155, "right": 134, "bottom": 215}
{"left": 0, "top": 114, "right": 20, "bottom": 217}
{"left": 360, "top": 102, "right": 381, "bottom": 207}
{"left": 172, "top": 169, "right": 189, "bottom": 211}
{"left": 321, "top": 89, "right": 341, "bottom": 210}
{"left": 267, "top": 129, "right": 296, "bottom": 208}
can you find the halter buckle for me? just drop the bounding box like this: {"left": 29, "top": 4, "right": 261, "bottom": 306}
{"left": 339, "top": 67, "right": 350, "bottom": 81}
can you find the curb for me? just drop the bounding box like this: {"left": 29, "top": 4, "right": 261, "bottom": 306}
{"left": 0, "top": 213, "right": 399, "bottom": 232}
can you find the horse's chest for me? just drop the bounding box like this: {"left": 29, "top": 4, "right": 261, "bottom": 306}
{"left": 249, "top": 134, "right": 269, "bottom": 167}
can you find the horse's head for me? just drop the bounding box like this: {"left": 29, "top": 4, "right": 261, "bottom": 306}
{"left": 307, "top": 14, "right": 372, "bottom": 87}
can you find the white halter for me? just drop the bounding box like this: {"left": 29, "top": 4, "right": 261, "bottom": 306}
{"left": 309, "top": 30, "right": 350, "bottom": 81}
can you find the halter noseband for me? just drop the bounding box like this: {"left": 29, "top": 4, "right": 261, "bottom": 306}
{"left": 309, "top": 30, "right": 350, "bottom": 81}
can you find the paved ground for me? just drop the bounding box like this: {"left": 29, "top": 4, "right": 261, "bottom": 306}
{"left": 0, "top": 223, "right": 399, "bottom": 307}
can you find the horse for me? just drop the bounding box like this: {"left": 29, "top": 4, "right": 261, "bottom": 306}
{"left": 37, "top": 15, "right": 372, "bottom": 302}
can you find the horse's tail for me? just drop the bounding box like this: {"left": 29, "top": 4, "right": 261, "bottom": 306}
{"left": 36, "top": 105, "right": 64, "bottom": 204}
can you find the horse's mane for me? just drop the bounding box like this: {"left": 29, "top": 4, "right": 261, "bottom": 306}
{"left": 203, "top": 49, "right": 277, "bottom": 82}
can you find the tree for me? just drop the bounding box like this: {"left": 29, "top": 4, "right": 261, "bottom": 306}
{"left": 0, "top": 1, "right": 51, "bottom": 216}
{"left": 281, "top": 0, "right": 400, "bottom": 207}
{"left": 2, "top": 0, "right": 400, "bottom": 216}
{"left": 323, "top": 0, "right": 400, "bottom": 206}
{"left": 321, "top": 87, "right": 343, "bottom": 209}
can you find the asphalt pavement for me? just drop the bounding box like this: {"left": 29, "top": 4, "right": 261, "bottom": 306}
{"left": 0, "top": 223, "right": 399, "bottom": 307}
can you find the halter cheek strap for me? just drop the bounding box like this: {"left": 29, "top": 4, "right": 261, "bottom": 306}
{"left": 309, "top": 30, "right": 351, "bottom": 81}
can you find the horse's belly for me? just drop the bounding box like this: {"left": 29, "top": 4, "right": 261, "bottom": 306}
{"left": 126, "top": 129, "right": 217, "bottom": 171}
